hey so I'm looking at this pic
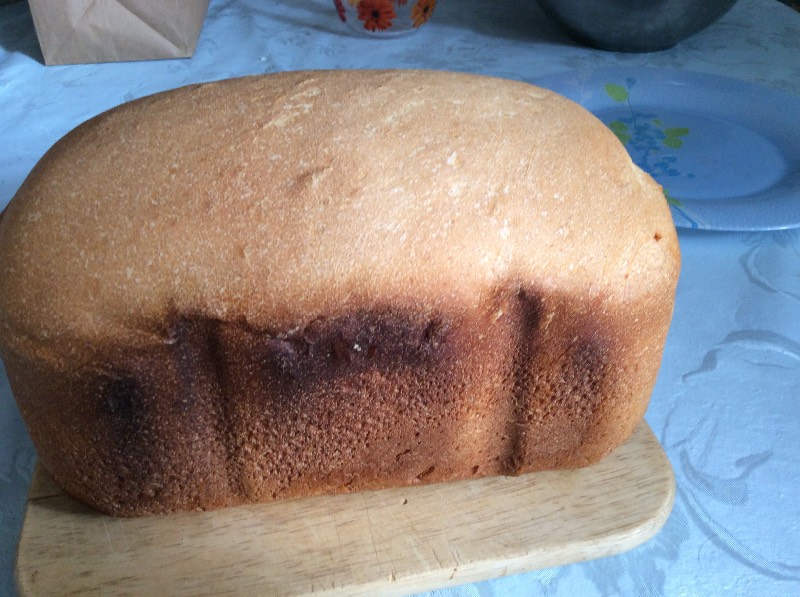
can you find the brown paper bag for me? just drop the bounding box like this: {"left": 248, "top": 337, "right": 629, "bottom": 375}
{"left": 29, "top": 0, "right": 210, "bottom": 66}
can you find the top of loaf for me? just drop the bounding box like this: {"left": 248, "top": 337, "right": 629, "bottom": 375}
{"left": 0, "top": 69, "right": 678, "bottom": 362}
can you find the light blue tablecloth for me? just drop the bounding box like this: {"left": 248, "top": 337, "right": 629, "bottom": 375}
{"left": 1, "top": 1, "right": 799, "bottom": 595}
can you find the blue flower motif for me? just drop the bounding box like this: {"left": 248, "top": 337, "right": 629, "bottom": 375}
{"left": 604, "top": 79, "right": 695, "bottom": 196}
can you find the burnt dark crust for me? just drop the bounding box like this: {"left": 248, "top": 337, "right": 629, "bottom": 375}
{"left": 9, "top": 284, "right": 629, "bottom": 516}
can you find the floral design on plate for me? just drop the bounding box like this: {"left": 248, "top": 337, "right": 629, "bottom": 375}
{"left": 535, "top": 68, "right": 800, "bottom": 231}
{"left": 603, "top": 79, "right": 694, "bottom": 209}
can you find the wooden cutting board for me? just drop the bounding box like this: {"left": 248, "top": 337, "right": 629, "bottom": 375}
{"left": 16, "top": 422, "right": 673, "bottom": 596}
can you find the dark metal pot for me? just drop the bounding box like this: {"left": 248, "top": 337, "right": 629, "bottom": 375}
{"left": 535, "top": 0, "right": 739, "bottom": 52}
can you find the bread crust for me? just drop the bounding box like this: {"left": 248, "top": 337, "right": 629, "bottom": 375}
{"left": 0, "top": 70, "right": 679, "bottom": 516}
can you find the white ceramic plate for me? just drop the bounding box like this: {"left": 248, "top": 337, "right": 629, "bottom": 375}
{"left": 535, "top": 68, "right": 800, "bottom": 231}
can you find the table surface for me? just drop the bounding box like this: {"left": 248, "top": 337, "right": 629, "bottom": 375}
{"left": 1, "top": 1, "right": 799, "bottom": 595}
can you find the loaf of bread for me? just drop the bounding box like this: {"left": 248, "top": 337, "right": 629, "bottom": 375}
{"left": 0, "top": 70, "right": 679, "bottom": 516}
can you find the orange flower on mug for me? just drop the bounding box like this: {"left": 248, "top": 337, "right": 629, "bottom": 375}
{"left": 411, "top": 0, "right": 436, "bottom": 27}
{"left": 358, "top": 0, "right": 397, "bottom": 31}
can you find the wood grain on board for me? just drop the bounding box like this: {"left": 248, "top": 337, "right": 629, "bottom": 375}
{"left": 16, "top": 421, "right": 673, "bottom": 596}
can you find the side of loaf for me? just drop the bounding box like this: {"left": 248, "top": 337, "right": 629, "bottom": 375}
{"left": 0, "top": 69, "right": 680, "bottom": 516}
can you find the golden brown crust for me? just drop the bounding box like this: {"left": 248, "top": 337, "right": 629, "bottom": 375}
{"left": 0, "top": 70, "right": 679, "bottom": 516}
